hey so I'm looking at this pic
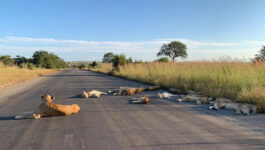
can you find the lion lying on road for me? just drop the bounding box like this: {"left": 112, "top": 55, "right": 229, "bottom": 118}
{"left": 15, "top": 94, "right": 80, "bottom": 119}
{"left": 209, "top": 98, "right": 258, "bottom": 115}
{"left": 82, "top": 90, "right": 107, "bottom": 98}
{"left": 144, "top": 85, "right": 161, "bottom": 91}
{"left": 158, "top": 92, "right": 178, "bottom": 99}
{"left": 129, "top": 96, "right": 150, "bottom": 104}
{"left": 108, "top": 87, "right": 145, "bottom": 96}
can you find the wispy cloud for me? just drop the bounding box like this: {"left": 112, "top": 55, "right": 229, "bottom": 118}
{"left": 0, "top": 36, "right": 264, "bottom": 61}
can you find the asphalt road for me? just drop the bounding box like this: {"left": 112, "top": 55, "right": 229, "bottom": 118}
{"left": 0, "top": 70, "right": 265, "bottom": 150}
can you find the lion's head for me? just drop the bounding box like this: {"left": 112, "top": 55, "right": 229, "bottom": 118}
{"left": 41, "top": 94, "right": 55, "bottom": 103}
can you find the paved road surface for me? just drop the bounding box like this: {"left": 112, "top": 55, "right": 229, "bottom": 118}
{"left": 0, "top": 70, "right": 265, "bottom": 150}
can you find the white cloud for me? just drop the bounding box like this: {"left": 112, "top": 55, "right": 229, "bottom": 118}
{"left": 0, "top": 36, "right": 264, "bottom": 61}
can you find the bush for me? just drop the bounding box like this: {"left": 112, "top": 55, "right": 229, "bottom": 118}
{"left": 157, "top": 57, "right": 169, "bottom": 62}
{"left": 18, "top": 63, "right": 35, "bottom": 70}
{"left": 78, "top": 64, "right": 86, "bottom": 69}
{"left": 90, "top": 61, "right": 98, "bottom": 68}
{"left": 0, "top": 55, "right": 14, "bottom": 66}
{"left": 27, "top": 63, "right": 35, "bottom": 70}
{"left": 112, "top": 54, "right": 127, "bottom": 71}
{"left": 127, "top": 57, "right": 133, "bottom": 63}
{"left": 134, "top": 59, "right": 143, "bottom": 64}
{"left": 32, "top": 50, "right": 67, "bottom": 69}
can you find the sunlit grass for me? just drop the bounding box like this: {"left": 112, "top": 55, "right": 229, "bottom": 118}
{"left": 91, "top": 61, "right": 265, "bottom": 111}
{"left": 0, "top": 66, "right": 58, "bottom": 88}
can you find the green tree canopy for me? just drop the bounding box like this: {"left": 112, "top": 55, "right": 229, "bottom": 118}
{"left": 0, "top": 55, "right": 14, "bottom": 66}
{"left": 255, "top": 45, "right": 265, "bottom": 61}
{"left": 157, "top": 41, "right": 187, "bottom": 62}
{"left": 157, "top": 57, "right": 169, "bottom": 62}
{"left": 112, "top": 54, "right": 126, "bottom": 70}
{"left": 102, "top": 52, "right": 114, "bottom": 63}
{"left": 32, "top": 50, "right": 67, "bottom": 69}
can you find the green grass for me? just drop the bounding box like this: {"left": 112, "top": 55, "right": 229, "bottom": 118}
{"left": 90, "top": 61, "right": 265, "bottom": 111}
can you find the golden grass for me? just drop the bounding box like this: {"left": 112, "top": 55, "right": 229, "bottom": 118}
{"left": 0, "top": 66, "right": 58, "bottom": 88}
{"left": 91, "top": 62, "right": 265, "bottom": 111}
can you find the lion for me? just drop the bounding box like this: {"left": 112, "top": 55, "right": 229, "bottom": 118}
{"left": 222, "top": 102, "right": 258, "bottom": 115}
{"left": 144, "top": 85, "right": 161, "bottom": 91}
{"left": 177, "top": 94, "right": 212, "bottom": 105}
{"left": 129, "top": 96, "right": 150, "bottom": 104}
{"left": 209, "top": 98, "right": 259, "bottom": 115}
{"left": 15, "top": 94, "right": 80, "bottom": 119}
{"left": 158, "top": 92, "right": 178, "bottom": 99}
{"left": 108, "top": 87, "right": 137, "bottom": 96}
{"left": 208, "top": 98, "right": 232, "bottom": 110}
{"left": 169, "top": 88, "right": 187, "bottom": 95}
{"left": 239, "top": 104, "right": 259, "bottom": 116}
{"left": 82, "top": 90, "right": 107, "bottom": 98}
{"left": 135, "top": 87, "right": 145, "bottom": 93}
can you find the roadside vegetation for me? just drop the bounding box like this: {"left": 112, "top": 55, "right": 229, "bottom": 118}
{"left": 89, "top": 43, "right": 265, "bottom": 111}
{"left": 0, "top": 50, "right": 67, "bottom": 88}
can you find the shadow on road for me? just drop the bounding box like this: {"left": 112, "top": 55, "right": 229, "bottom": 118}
{"left": 67, "top": 94, "right": 83, "bottom": 98}
{"left": 0, "top": 116, "right": 16, "bottom": 121}
{"left": 47, "top": 74, "right": 106, "bottom": 77}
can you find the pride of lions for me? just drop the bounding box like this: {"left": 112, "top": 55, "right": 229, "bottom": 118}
{"left": 15, "top": 85, "right": 260, "bottom": 119}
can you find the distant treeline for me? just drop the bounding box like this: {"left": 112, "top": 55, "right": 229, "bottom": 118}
{"left": 0, "top": 50, "right": 68, "bottom": 69}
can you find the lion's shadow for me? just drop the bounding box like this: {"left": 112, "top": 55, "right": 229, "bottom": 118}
{"left": 67, "top": 94, "right": 83, "bottom": 99}
{"left": 0, "top": 116, "right": 16, "bottom": 121}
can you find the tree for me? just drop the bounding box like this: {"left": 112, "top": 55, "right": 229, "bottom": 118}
{"left": 90, "top": 61, "right": 98, "bottom": 68}
{"left": 127, "top": 57, "right": 133, "bottom": 63}
{"left": 102, "top": 52, "right": 114, "bottom": 63}
{"left": 0, "top": 55, "right": 14, "bottom": 66}
{"left": 14, "top": 55, "right": 30, "bottom": 65}
{"left": 254, "top": 45, "right": 265, "bottom": 61}
{"left": 32, "top": 50, "right": 67, "bottom": 69}
{"left": 157, "top": 57, "right": 169, "bottom": 62}
{"left": 112, "top": 54, "right": 126, "bottom": 70}
{"left": 157, "top": 41, "right": 187, "bottom": 62}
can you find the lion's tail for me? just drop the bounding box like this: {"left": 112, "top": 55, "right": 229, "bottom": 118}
{"left": 72, "top": 104, "right": 80, "bottom": 114}
{"left": 14, "top": 111, "right": 34, "bottom": 119}
{"left": 14, "top": 115, "right": 23, "bottom": 120}
{"left": 101, "top": 92, "right": 108, "bottom": 95}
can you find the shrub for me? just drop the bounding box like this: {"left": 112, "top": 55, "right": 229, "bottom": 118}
{"left": 78, "top": 64, "right": 86, "bottom": 69}
{"left": 90, "top": 61, "right": 98, "bottom": 68}
{"left": 112, "top": 54, "right": 126, "bottom": 71}
{"left": 0, "top": 55, "right": 15, "bottom": 66}
{"left": 157, "top": 57, "right": 169, "bottom": 62}
{"left": 32, "top": 50, "right": 67, "bottom": 69}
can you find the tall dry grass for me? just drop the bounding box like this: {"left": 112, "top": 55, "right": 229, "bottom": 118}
{"left": 91, "top": 62, "right": 265, "bottom": 110}
{"left": 0, "top": 66, "right": 57, "bottom": 88}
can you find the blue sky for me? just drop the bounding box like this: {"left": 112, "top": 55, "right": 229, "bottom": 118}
{"left": 0, "top": 0, "right": 265, "bottom": 61}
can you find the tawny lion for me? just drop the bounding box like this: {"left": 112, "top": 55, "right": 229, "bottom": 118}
{"left": 15, "top": 94, "right": 80, "bottom": 119}
{"left": 225, "top": 103, "right": 259, "bottom": 116}
{"left": 158, "top": 92, "right": 178, "bottom": 99}
{"left": 108, "top": 87, "right": 138, "bottom": 96}
{"left": 129, "top": 96, "right": 150, "bottom": 104}
{"left": 82, "top": 90, "right": 107, "bottom": 98}
{"left": 144, "top": 85, "right": 161, "bottom": 91}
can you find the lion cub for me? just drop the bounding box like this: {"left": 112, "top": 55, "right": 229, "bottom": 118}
{"left": 15, "top": 95, "right": 80, "bottom": 119}
{"left": 82, "top": 90, "right": 107, "bottom": 98}
{"left": 129, "top": 96, "right": 150, "bottom": 104}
